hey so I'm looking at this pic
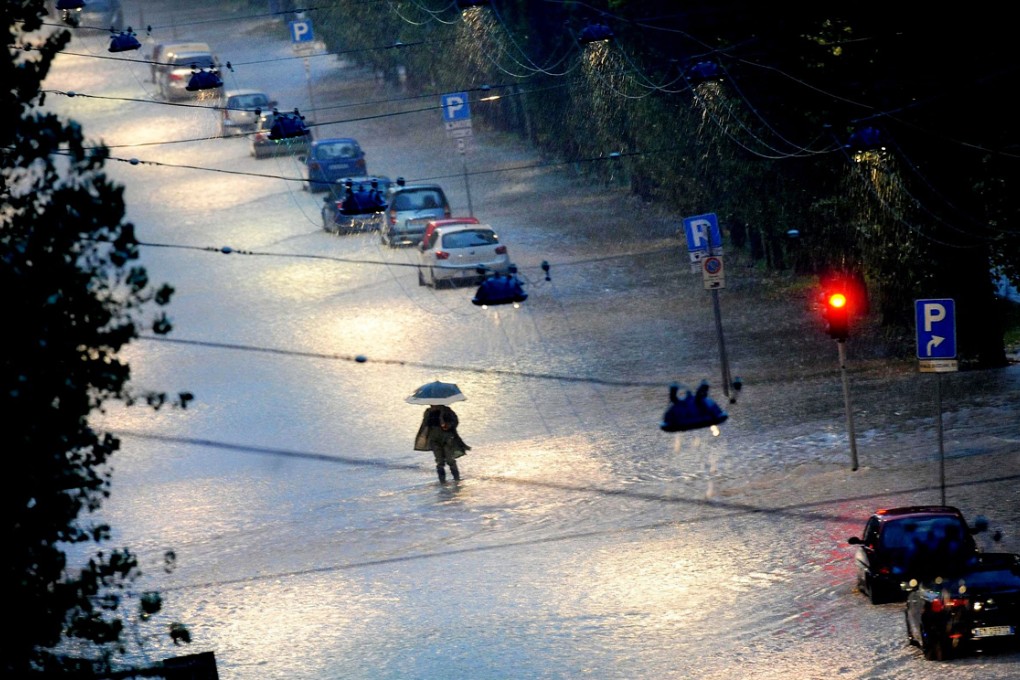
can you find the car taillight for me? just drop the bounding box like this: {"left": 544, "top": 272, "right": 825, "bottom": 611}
{"left": 356, "top": 159, "right": 366, "bottom": 172}
{"left": 169, "top": 73, "right": 183, "bottom": 82}
{"left": 495, "top": 245, "right": 507, "bottom": 255}
{"left": 435, "top": 251, "right": 450, "bottom": 260}
{"left": 931, "top": 595, "right": 968, "bottom": 613}
{"left": 443, "top": 207, "right": 451, "bottom": 218}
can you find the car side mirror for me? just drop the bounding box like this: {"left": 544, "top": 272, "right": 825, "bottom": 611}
{"left": 847, "top": 536, "right": 863, "bottom": 546}
{"left": 297, "top": 155, "right": 306, "bottom": 163}
{"left": 269, "top": 100, "right": 278, "bottom": 109}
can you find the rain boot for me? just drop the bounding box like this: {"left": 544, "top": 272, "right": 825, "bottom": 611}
{"left": 436, "top": 465, "right": 447, "bottom": 483}
{"left": 448, "top": 461, "right": 460, "bottom": 481}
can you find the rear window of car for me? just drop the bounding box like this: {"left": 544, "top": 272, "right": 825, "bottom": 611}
{"left": 880, "top": 516, "right": 968, "bottom": 550}
{"left": 229, "top": 94, "right": 269, "bottom": 109}
{"left": 315, "top": 143, "right": 360, "bottom": 160}
{"left": 441, "top": 229, "right": 498, "bottom": 249}
{"left": 171, "top": 54, "right": 215, "bottom": 69}
{"left": 393, "top": 189, "right": 445, "bottom": 211}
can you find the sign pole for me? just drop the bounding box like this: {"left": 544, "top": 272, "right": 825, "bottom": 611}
{"left": 460, "top": 140, "right": 474, "bottom": 217}
{"left": 936, "top": 373, "right": 945, "bottom": 504}
{"left": 838, "top": 340, "right": 859, "bottom": 471}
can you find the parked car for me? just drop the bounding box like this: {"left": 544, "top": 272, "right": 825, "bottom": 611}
{"left": 904, "top": 552, "right": 1020, "bottom": 661}
{"left": 79, "top": 0, "right": 123, "bottom": 31}
{"left": 300, "top": 138, "right": 368, "bottom": 192}
{"left": 220, "top": 90, "right": 276, "bottom": 136}
{"left": 250, "top": 109, "right": 312, "bottom": 160}
{"left": 153, "top": 41, "right": 221, "bottom": 101}
{"left": 846, "top": 505, "right": 987, "bottom": 604}
{"left": 418, "top": 223, "right": 511, "bottom": 288}
{"left": 381, "top": 183, "right": 451, "bottom": 247}
{"left": 321, "top": 176, "right": 392, "bottom": 234}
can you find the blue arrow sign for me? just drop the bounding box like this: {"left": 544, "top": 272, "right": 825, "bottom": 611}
{"left": 683, "top": 213, "right": 722, "bottom": 254}
{"left": 915, "top": 298, "right": 956, "bottom": 358}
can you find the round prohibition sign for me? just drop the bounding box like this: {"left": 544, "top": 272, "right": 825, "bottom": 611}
{"left": 703, "top": 256, "right": 722, "bottom": 275}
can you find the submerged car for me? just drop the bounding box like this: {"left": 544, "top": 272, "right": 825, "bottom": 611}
{"left": 301, "top": 138, "right": 368, "bottom": 192}
{"left": 381, "top": 183, "right": 451, "bottom": 247}
{"left": 321, "top": 176, "right": 391, "bottom": 234}
{"left": 250, "top": 109, "right": 312, "bottom": 159}
{"left": 418, "top": 223, "right": 511, "bottom": 288}
{"left": 220, "top": 89, "right": 276, "bottom": 136}
{"left": 904, "top": 552, "right": 1020, "bottom": 661}
{"left": 847, "top": 505, "right": 986, "bottom": 604}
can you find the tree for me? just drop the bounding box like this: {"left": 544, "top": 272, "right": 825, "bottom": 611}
{"left": 2, "top": 2, "right": 191, "bottom": 674}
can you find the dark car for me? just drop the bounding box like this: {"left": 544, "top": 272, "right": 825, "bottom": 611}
{"left": 250, "top": 109, "right": 312, "bottom": 160}
{"left": 321, "top": 176, "right": 391, "bottom": 234}
{"left": 846, "top": 505, "right": 987, "bottom": 604}
{"left": 381, "top": 183, "right": 451, "bottom": 247}
{"left": 904, "top": 552, "right": 1020, "bottom": 661}
{"left": 301, "top": 138, "right": 368, "bottom": 192}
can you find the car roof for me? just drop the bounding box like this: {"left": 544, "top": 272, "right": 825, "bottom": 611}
{"left": 312, "top": 138, "right": 360, "bottom": 146}
{"left": 874, "top": 506, "right": 965, "bottom": 521}
{"left": 436, "top": 224, "right": 495, "bottom": 235}
{"left": 224, "top": 89, "right": 270, "bottom": 98}
{"left": 427, "top": 217, "right": 479, "bottom": 228}
{"left": 162, "top": 42, "right": 211, "bottom": 54}
{"left": 392, "top": 183, "right": 444, "bottom": 192}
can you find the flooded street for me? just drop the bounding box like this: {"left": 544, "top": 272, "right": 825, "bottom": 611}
{"left": 41, "top": 2, "right": 1020, "bottom": 678}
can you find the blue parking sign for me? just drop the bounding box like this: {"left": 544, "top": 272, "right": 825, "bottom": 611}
{"left": 682, "top": 213, "right": 721, "bottom": 254}
{"left": 441, "top": 92, "right": 471, "bottom": 122}
{"left": 290, "top": 19, "right": 313, "bottom": 43}
{"left": 915, "top": 298, "right": 956, "bottom": 359}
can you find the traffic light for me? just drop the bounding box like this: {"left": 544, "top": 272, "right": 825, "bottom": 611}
{"left": 824, "top": 292, "right": 850, "bottom": 341}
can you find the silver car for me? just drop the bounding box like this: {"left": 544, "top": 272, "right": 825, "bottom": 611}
{"left": 220, "top": 90, "right": 276, "bottom": 136}
{"left": 381, "top": 183, "right": 450, "bottom": 247}
{"left": 418, "top": 224, "right": 511, "bottom": 287}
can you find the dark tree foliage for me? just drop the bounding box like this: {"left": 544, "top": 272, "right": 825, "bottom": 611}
{"left": 3, "top": 1, "right": 191, "bottom": 674}
{"left": 326, "top": 0, "right": 1014, "bottom": 366}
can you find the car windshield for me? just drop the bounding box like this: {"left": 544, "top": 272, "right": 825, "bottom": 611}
{"left": 315, "top": 143, "right": 359, "bottom": 160}
{"left": 230, "top": 94, "right": 269, "bottom": 109}
{"left": 442, "top": 230, "right": 498, "bottom": 249}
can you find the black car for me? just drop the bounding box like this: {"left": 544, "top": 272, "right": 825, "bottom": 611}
{"left": 847, "top": 506, "right": 987, "bottom": 604}
{"left": 904, "top": 552, "right": 1020, "bottom": 661}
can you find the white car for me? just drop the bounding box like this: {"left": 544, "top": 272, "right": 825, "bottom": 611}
{"left": 418, "top": 224, "right": 512, "bottom": 288}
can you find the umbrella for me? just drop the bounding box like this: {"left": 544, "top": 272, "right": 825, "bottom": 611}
{"left": 405, "top": 381, "right": 466, "bottom": 405}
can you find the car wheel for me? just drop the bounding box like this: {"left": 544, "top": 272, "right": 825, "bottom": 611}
{"left": 418, "top": 269, "right": 426, "bottom": 287}
{"left": 429, "top": 268, "right": 441, "bottom": 288}
{"left": 866, "top": 576, "right": 886, "bottom": 605}
{"left": 920, "top": 626, "right": 954, "bottom": 661}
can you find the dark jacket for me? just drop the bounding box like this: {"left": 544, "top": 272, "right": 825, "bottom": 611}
{"left": 414, "top": 405, "right": 470, "bottom": 455}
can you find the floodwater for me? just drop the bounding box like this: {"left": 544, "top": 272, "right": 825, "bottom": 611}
{"left": 38, "top": 2, "right": 1020, "bottom": 678}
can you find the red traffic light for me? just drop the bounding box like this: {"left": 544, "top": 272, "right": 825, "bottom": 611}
{"left": 828, "top": 292, "right": 847, "bottom": 309}
{"left": 824, "top": 292, "right": 850, "bottom": 341}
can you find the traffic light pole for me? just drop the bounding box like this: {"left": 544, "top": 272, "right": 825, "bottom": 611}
{"left": 837, "top": 340, "right": 859, "bottom": 470}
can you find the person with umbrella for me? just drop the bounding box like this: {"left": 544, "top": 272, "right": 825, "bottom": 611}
{"left": 408, "top": 381, "right": 471, "bottom": 483}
